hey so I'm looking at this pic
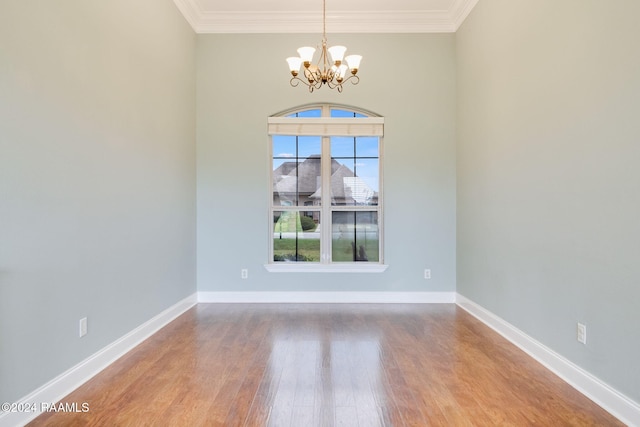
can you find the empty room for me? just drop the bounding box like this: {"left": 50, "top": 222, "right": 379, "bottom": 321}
{"left": 1, "top": 0, "right": 638, "bottom": 426}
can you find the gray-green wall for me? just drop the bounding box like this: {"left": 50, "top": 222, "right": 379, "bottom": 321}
{"left": 0, "top": 1, "right": 197, "bottom": 403}
{"left": 4, "top": 0, "right": 637, "bottom": 414}
{"left": 196, "top": 33, "right": 457, "bottom": 292}
{"left": 456, "top": 0, "right": 640, "bottom": 401}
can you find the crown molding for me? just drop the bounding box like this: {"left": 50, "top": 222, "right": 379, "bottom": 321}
{"left": 173, "top": 0, "right": 480, "bottom": 34}
{"left": 172, "top": 0, "right": 201, "bottom": 31}
{"left": 194, "top": 11, "right": 455, "bottom": 34}
{"left": 451, "top": 0, "right": 480, "bottom": 30}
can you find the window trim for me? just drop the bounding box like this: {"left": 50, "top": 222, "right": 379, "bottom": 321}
{"left": 268, "top": 117, "right": 384, "bottom": 137}
{"left": 264, "top": 263, "right": 388, "bottom": 273}
{"left": 266, "top": 104, "right": 387, "bottom": 273}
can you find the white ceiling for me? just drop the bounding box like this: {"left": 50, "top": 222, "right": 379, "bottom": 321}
{"left": 172, "top": 0, "right": 480, "bottom": 33}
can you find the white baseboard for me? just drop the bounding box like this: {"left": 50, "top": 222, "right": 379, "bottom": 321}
{"left": 0, "top": 293, "right": 197, "bottom": 427}
{"left": 456, "top": 293, "right": 640, "bottom": 427}
{"left": 198, "top": 291, "right": 456, "bottom": 304}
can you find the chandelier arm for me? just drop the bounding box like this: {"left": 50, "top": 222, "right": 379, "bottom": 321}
{"left": 341, "top": 75, "right": 360, "bottom": 86}
{"left": 289, "top": 75, "right": 321, "bottom": 93}
{"left": 286, "top": 0, "right": 361, "bottom": 92}
{"left": 326, "top": 78, "right": 340, "bottom": 89}
{"left": 303, "top": 67, "right": 322, "bottom": 86}
{"left": 327, "top": 67, "right": 336, "bottom": 82}
{"left": 320, "top": 43, "right": 330, "bottom": 78}
{"left": 326, "top": 78, "right": 344, "bottom": 92}
{"left": 290, "top": 76, "right": 307, "bottom": 88}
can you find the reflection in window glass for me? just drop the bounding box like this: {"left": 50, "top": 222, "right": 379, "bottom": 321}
{"left": 332, "top": 212, "right": 379, "bottom": 262}
{"left": 273, "top": 136, "right": 321, "bottom": 207}
{"left": 273, "top": 211, "right": 320, "bottom": 262}
{"left": 330, "top": 136, "right": 379, "bottom": 206}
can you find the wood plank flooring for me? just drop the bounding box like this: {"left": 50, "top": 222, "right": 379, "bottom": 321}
{"left": 28, "top": 304, "right": 624, "bottom": 426}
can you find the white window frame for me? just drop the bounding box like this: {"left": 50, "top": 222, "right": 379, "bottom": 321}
{"left": 265, "top": 104, "right": 387, "bottom": 273}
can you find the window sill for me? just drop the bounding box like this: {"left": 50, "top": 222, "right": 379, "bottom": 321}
{"left": 263, "top": 263, "right": 388, "bottom": 273}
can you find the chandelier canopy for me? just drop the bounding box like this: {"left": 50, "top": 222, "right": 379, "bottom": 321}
{"left": 286, "top": 0, "right": 362, "bottom": 93}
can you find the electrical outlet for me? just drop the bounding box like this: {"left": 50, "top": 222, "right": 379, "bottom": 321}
{"left": 424, "top": 269, "right": 431, "bottom": 279}
{"left": 79, "top": 317, "right": 87, "bottom": 338}
{"left": 577, "top": 322, "right": 586, "bottom": 344}
{"left": 241, "top": 269, "right": 248, "bottom": 279}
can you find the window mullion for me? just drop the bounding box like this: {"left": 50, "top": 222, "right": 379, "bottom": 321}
{"left": 321, "top": 134, "right": 332, "bottom": 264}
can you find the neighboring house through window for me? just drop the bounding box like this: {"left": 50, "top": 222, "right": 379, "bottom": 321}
{"left": 267, "top": 104, "right": 386, "bottom": 272}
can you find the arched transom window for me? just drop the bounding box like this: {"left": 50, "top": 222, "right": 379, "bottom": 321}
{"left": 267, "top": 104, "right": 386, "bottom": 272}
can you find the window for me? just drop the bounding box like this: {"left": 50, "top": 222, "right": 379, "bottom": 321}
{"left": 267, "top": 105, "right": 386, "bottom": 272}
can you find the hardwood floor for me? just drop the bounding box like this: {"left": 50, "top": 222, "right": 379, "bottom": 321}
{"left": 29, "top": 304, "right": 623, "bottom": 426}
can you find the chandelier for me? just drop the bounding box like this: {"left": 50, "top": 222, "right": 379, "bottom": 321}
{"left": 286, "top": 0, "right": 362, "bottom": 93}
